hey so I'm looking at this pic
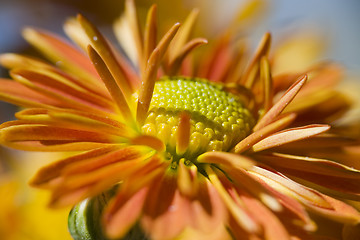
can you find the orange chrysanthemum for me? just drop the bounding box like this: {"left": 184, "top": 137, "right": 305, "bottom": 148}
{"left": 0, "top": 0, "right": 360, "bottom": 239}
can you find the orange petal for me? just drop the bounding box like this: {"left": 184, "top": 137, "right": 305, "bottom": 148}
{"left": 50, "top": 153, "right": 162, "bottom": 208}
{"left": 240, "top": 192, "right": 290, "bottom": 240}
{"left": 198, "top": 151, "right": 255, "bottom": 170}
{"left": 252, "top": 124, "right": 330, "bottom": 152}
{"left": 78, "top": 14, "right": 135, "bottom": 99}
{"left": 199, "top": 37, "right": 233, "bottom": 82}
{"left": 0, "top": 53, "right": 111, "bottom": 99}
{"left": 63, "top": 17, "right": 89, "bottom": 52}
{"left": 250, "top": 167, "right": 360, "bottom": 224}
{"left": 30, "top": 146, "right": 119, "bottom": 187}
{"left": 234, "top": 113, "right": 296, "bottom": 153}
{"left": 136, "top": 23, "right": 181, "bottom": 124}
{"left": 199, "top": 152, "right": 281, "bottom": 212}
{"left": 87, "top": 45, "right": 135, "bottom": 124}
{"left": 177, "top": 159, "right": 198, "bottom": 198}
{"left": 104, "top": 186, "right": 149, "bottom": 238}
{"left": 1, "top": 123, "right": 112, "bottom": 142}
{"left": 260, "top": 56, "right": 273, "bottom": 112}
{"left": 130, "top": 135, "right": 165, "bottom": 152}
{"left": 272, "top": 133, "right": 356, "bottom": 150}
{"left": 176, "top": 112, "right": 191, "bottom": 154}
{"left": 242, "top": 32, "right": 271, "bottom": 88}
{"left": 104, "top": 163, "right": 166, "bottom": 238}
{"left": 257, "top": 153, "right": 360, "bottom": 179}
{"left": 0, "top": 79, "right": 64, "bottom": 109}
{"left": 177, "top": 179, "right": 230, "bottom": 239}
{"left": 142, "top": 175, "right": 190, "bottom": 239}
{"left": 167, "top": 38, "right": 208, "bottom": 75}
{"left": 123, "top": 0, "right": 143, "bottom": 66}
{"left": 260, "top": 183, "right": 316, "bottom": 232}
{"left": 10, "top": 69, "right": 113, "bottom": 115}
{"left": 142, "top": 4, "right": 157, "bottom": 74}
{"left": 206, "top": 167, "right": 260, "bottom": 234}
{"left": 254, "top": 75, "right": 307, "bottom": 131}
{"left": 16, "top": 108, "right": 136, "bottom": 138}
{"left": 0, "top": 140, "right": 117, "bottom": 152}
{"left": 13, "top": 68, "right": 114, "bottom": 109}
{"left": 167, "top": 9, "right": 199, "bottom": 62}
{"left": 22, "top": 28, "right": 102, "bottom": 86}
{"left": 0, "top": 53, "right": 50, "bottom": 70}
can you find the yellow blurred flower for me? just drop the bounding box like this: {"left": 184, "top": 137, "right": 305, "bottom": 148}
{"left": 0, "top": 151, "right": 72, "bottom": 240}
{"left": 0, "top": 0, "right": 359, "bottom": 239}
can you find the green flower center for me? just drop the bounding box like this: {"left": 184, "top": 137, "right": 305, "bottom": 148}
{"left": 142, "top": 77, "right": 254, "bottom": 161}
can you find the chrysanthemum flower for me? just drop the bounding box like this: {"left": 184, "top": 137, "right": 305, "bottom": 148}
{"left": 1, "top": 0, "right": 360, "bottom": 239}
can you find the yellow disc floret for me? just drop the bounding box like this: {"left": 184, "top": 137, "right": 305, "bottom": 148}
{"left": 142, "top": 77, "right": 255, "bottom": 160}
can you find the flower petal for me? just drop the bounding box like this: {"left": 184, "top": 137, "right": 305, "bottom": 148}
{"left": 30, "top": 146, "right": 119, "bottom": 187}
{"left": 206, "top": 167, "right": 260, "bottom": 234}
{"left": 250, "top": 167, "right": 360, "bottom": 224}
{"left": 240, "top": 192, "right": 291, "bottom": 240}
{"left": 10, "top": 69, "right": 113, "bottom": 115}
{"left": 142, "top": 175, "right": 190, "bottom": 239}
{"left": 78, "top": 14, "right": 136, "bottom": 99}
{"left": 142, "top": 4, "right": 157, "bottom": 73}
{"left": 104, "top": 165, "right": 167, "bottom": 239}
{"left": 242, "top": 32, "right": 271, "bottom": 88}
{"left": 104, "top": 186, "right": 149, "bottom": 238}
{"left": 0, "top": 53, "right": 111, "bottom": 99}
{"left": 167, "top": 38, "right": 208, "bottom": 75}
{"left": 234, "top": 113, "right": 296, "bottom": 153}
{"left": 87, "top": 45, "right": 135, "bottom": 124}
{"left": 254, "top": 75, "right": 307, "bottom": 131}
{"left": 49, "top": 152, "right": 161, "bottom": 208}
{"left": 167, "top": 9, "right": 199, "bottom": 62}
{"left": 22, "top": 28, "right": 101, "bottom": 86}
{"left": 136, "top": 22, "right": 181, "bottom": 124}
{"left": 177, "top": 159, "right": 199, "bottom": 198}
{"left": 252, "top": 124, "right": 330, "bottom": 152}
{"left": 0, "top": 79, "right": 64, "bottom": 109}
{"left": 0, "top": 122, "right": 113, "bottom": 142}
{"left": 198, "top": 151, "right": 255, "bottom": 170}
{"left": 200, "top": 152, "right": 283, "bottom": 212}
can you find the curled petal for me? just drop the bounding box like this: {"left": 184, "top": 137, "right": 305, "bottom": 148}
{"left": 258, "top": 153, "right": 360, "bottom": 199}
{"left": 206, "top": 167, "right": 260, "bottom": 234}
{"left": 240, "top": 193, "right": 290, "bottom": 240}
{"left": 250, "top": 167, "right": 360, "bottom": 224}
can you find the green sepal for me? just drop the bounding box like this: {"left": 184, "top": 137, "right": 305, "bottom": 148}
{"left": 68, "top": 192, "right": 111, "bottom": 240}
{"left": 68, "top": 190, "right": 149, "bottom": 240}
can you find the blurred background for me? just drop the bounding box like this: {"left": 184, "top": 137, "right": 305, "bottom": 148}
{"left": 1, "top": 0, "right": 360, "bottom": 73}
{"left": 0, "top": 0, "right": 359, "bottom": 239}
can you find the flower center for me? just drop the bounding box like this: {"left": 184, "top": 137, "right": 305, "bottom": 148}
{"left": 142, "top": 77, "right": 254, "bottom": 161}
